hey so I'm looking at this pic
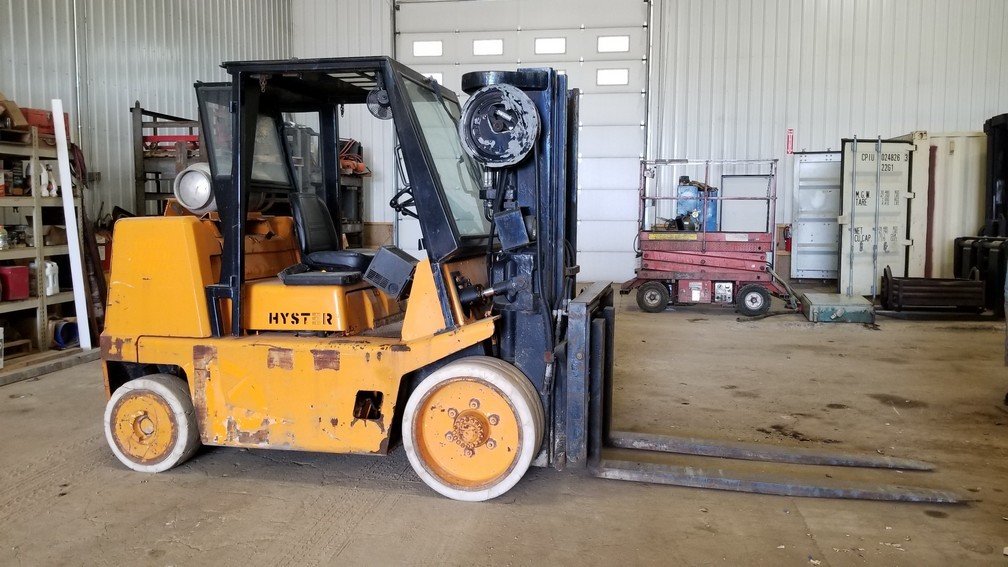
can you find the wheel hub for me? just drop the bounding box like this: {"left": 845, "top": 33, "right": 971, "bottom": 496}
{"left": 134, "top": 413, "right": 156, "bottom": 438}
{"left": 412, "top": 377, "right": 522, "bottom": 488}
{"left": 451, "top": 410, "right": 490, "bottom": 450}
{"left": 111, "top": 392, "right": 177, "bottom": 464}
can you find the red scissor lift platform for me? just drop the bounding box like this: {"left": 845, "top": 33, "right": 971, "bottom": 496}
{"left": 620, "top": 159, "right": 796, "bottom": 315}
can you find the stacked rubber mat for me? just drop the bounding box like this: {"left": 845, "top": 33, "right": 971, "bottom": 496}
{"left": 953, "top": 236, "right": 1008, "bottom": 315}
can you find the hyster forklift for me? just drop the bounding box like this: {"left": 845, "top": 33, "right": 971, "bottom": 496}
{"left": 101, "top": 57, "right": 958, "bottom": 502}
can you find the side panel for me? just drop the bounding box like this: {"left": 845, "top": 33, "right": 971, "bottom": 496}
{"left": 134, "top": 318, "right": 497, "bottom": 455}
{"left": 104, "top": 216, "right": 218, "bottom": 339}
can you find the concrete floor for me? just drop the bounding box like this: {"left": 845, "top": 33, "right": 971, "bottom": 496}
{"left": 1, "top": 298, "right": 1007, "bottom": 566}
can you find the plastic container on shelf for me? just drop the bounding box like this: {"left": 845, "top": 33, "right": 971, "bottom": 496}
{"left": 29, "top": 260, "right": 58, "bottom": 296}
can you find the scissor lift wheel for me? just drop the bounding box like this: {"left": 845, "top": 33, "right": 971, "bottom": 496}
{"left": 104, "top": 374, "right": 201, "bottom": 473}
{"left": 736, "top": 284, "right": 771, "bottom": 317}
{"left": 636, "top": 281, "right": 670, "bottom": 313}
{"left": 402, "top": 356, "right": 544, "bottom": 501}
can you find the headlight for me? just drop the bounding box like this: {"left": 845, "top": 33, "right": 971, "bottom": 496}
{"left": 172, "top": 162, "right": 217, "bottom": 215}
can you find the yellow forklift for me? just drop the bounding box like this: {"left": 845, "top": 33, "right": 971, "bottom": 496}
{"left": 101, "top": 57, "right": 957, "bottom": 502}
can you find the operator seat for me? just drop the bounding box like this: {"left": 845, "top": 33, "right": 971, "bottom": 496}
{"left": 279, "top": 192, "right": 374, "bottom": 286}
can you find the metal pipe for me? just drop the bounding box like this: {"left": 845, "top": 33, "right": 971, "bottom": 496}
{"left": 925, "top": 145, "right": 938, "bottom": 277}
{"left": 848, "top": 137, "right": 858, "bottom": 296}
{"left": 871, "top": 137, "right": 882, "bottom": 303}
{"left": 71, "top": 0, "right": 84, "bottom": 147}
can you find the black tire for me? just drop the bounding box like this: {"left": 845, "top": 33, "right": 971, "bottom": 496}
{"left": 736, "top": 284, "right": 771, "bottom": 317}
{"left": 636, "top": 281, "right": 670, "bottom": 313}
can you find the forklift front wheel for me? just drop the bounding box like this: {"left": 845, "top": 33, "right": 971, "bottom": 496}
{"left": 736, "top": 284, "right": 772, "bottom": 317}
{"left": 402, "top": 356, "right": 544, "bottom": 501}
{"left": 103, "top": 374, "right": 201, "bottom": 473}
{"left": 636, "top": 281, "right": 670, "bottom": 313}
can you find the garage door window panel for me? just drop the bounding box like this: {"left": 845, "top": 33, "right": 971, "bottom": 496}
{"left": 413, "top": 40, "right": 444, "bottom": 57}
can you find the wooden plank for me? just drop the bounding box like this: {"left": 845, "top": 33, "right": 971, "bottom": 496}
{"left": 0, "top": 347, "right": 100, "bottom": 387}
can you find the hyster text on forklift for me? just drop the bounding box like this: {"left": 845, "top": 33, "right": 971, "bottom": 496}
{"left": 100, "top": 57, "right": 958, "bottom": 503}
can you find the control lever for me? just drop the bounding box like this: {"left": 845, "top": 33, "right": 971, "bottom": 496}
{"left": 458, "top": 276, "right": 527, "bottom": 306}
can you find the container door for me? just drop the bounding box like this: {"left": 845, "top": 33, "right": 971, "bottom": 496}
{"left": 791, "top": 153, "right": 841, "bottom": 279}
{"left": 838, "top": 140, "right": 914, "bottom": 296}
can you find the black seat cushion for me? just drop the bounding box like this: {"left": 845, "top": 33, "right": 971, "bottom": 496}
{"left": 279, "top": 264, "right": 361, "bottom": 286}
{"left": 305, "top": 249, "right": 373, "bottom": 272}
{"left": 290, "top": 192, "right": 340, "bottom": 256}
{"left": 289, "top": 192, "right": 375, "bottom": 272}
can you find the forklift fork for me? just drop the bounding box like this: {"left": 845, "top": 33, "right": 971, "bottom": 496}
{"left": 567, "top": 282, "right": 960, "bottom": 503}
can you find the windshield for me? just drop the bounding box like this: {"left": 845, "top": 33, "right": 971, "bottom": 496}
{"left": 401, "top": 78, "right": 490, "bottom": 237}
{"left": 197, "top": 84, "right": 290, "bottom": 185}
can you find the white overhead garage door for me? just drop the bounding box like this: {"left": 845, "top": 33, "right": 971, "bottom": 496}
{"left": 395, "top": 0, "right": 649, "bottom": 282}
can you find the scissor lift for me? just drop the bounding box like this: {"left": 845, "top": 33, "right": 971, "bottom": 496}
{"left": 621, "top": 159, "right": 796, "bottom": 315}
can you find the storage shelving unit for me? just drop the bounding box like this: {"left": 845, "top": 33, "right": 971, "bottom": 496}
{"left": 0, "top": 126, "right": 86, "bottom": 369}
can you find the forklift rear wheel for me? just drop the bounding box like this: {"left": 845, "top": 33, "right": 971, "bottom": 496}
{"left": 636, "top": 282, "right": 670, "bottom": 313}
{"left": 402, "top": 356, "right": 544, "bottom": 501}
{"left": 104, "top": 374, "right": 201, "bottom": 473}
{"left": 736, "top": 284, "right": 772, "bottom": 317}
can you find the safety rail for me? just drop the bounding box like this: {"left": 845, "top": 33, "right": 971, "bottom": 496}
{"left": 637, "top": 158, "right": 779, "bottom": 253}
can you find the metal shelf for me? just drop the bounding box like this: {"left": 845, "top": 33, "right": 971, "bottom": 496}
{"left": 0, "top": 196, "right": 81, "bottom": 207}
{"left": 0, "top": 297, "right": 37, "bottom": 314}
{"left": 0, "top": 247, "right": 37, "bottom": 260}
{"left": 47, "top": 291, "right": 74, "bottom": 305}
{"left": 0, "top": 127, "right": 86, "bottom": 354}
{"left": 0, "top": 245, "right": 71, "bottom": 261}
{"left": 340, "top": 176, "right": 363, "bottom": 188}
{"left": 0, "top": 141, "right": 57, "bottom": 160}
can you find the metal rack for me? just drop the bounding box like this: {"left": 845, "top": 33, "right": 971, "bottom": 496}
{"left": 131, "top": 102, "right": 201, "bottom": 215}
{"left": 0, "top": 126, "right": 86, "bottom": 363}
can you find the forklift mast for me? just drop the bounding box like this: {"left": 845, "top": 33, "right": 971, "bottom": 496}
{"left": 456, "top": 70, "right": 583, "bottom": 469}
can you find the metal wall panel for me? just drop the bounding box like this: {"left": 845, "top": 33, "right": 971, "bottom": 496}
{"left": 649, "top": 0, "right": 1008, "bottom": 227}
{"left": 81, "top": 0, "right": 292, "bottom": 213}
{"left": 291, "top": 0, "right": 397, "bottom": 223}
{"left": 0, "top": 1, "right": 79, "bottom": 138}
{"left": 0, "top": 0, "right": 292, "bottom": 213}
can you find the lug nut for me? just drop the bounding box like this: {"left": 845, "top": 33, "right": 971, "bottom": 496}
{"left": 464, "top": 448, "right": 475, "bottom": 457}
{"left": 447, "top": 408, "right": 458, "bottom": 418}
{"left": 445, "top": 431, "right": 455, "bottom": 441}
{"left": 469, "top": 398, "right": 480, "bottom": 409}
{"left": 486, "top": 439, "right": 496, "bottom": 449}
{"left": 488, "top": 414, "right": 499, "bottom": 426}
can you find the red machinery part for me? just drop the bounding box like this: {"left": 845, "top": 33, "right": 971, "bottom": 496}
{"left": 20, "top": 108, "right": 70, "bottom": 137}
{"left": 0, "top": 265, "right": 30, "bottom": 300}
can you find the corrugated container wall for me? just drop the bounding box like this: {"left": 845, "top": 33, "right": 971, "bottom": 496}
{"left": 1, "top": 0, "right": 291, "bottom": 213}
{"left": 649, "top": 0, "right": 1008, "bottom": 224}
{"left": 290, "top": 0, "right": 396, "bottom": 224}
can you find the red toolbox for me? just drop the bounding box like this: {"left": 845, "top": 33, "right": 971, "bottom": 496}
{"left": 0, "top": 265, "right": 30, "bottom": 300}
{"left": 20, "top": 108, "right": 70, "bottom": 137}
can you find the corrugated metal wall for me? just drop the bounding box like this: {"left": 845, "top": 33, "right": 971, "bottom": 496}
{"left": 0, "top": 0, "right": 291, "bottom": 212}
{"left": 290, "top": 0, "right": 397, "bottom": 223}
{"left": 649, "top": 0, "right": 1008, "bottom": 224}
